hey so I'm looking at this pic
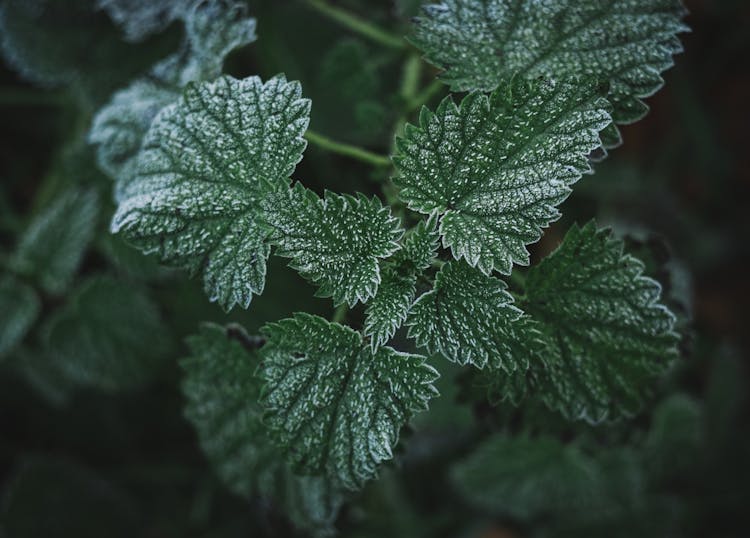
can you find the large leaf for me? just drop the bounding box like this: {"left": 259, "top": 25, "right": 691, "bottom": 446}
{"left": 0, "top": 277, "right": 40, "bottom": 360}
{"left": 260, "top": 313, "right": 439, "bottom": 490}
{"left": 10, "top": 189, "right": 99, "bottom": 295}
{"left": 394, "top": 77, "right": 610, "bottom": 275}
{"left": 111, "top": 74, "right": 310, "bottom": 310}
{"left": 182, "top": 324, "right": 343, "bottom": 535}
{"left": 263, "top": 184, "right": 403, "bottom": 307}
{"left": 411, "top": 0, "right": 688, "bottom": 145}
{"left": 43, "top": 276, "right": 171, "bottom": 391}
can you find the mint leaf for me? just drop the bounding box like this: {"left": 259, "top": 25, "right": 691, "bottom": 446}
{"left": 96, "top": 0, "right": 185, "bottom": 42}
{"left": 260, "top": 313, "right": 439, "bottom": 490}
{"left": 407, "top": 260, "right": 541, "bottom": 370}
{"left": 451, "top": 435, "right": 603, "bottom": 520}
{"left": 411, "top": 0, "right": 688, "bottom": 144}
{"left": 517, "top": 222, "right": 679, "bottom": 422}
{"left": 362, "top": 216, "right": 440, "bottom": 350}
{"left": 43, "top": 276, "right": 171, "bottom": 391}
{"left": 89, "top": 0, "right": 257, "bottom": 197}
{"left": 10, "top": 189, "right": 99, "bottom": 295}
{"left": 111, "top": 75, "right": 310, "bottom": 310}
{"left": 394, "top": 77, "right": 610, "bottom": 275}
{"left": 263, "top": 184, "right": 403, "bottom": 307}
{"left": 0, "top": 277, "right": 40, "bottom": 360}
{"left": 182, "top": 324, "right": 343, "bottom": 535}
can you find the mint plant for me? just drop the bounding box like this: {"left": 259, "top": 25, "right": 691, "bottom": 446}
{"left": 0, "top": 0, "right": 696, "bottom": 535}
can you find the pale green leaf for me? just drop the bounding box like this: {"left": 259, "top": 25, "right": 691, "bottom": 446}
{"left": 43, "top": 276, "right": 171, "bottom": 391}
{"left": 407, "top": 260, "right": 541, "bottom": 370}
{"left": 263, "top": 184, "right": 403, "bottom": 307}
{"left": 10, "top": 189, "right": 100, "bottom": 295}
{"left": 182, "top": 324, "right": 343, "bottom": 535}
{"left": 111, "top": 75, "right": 310, "bottom": 310}
{"left": 260, "top": 313, "right": 439, "bottom": 490}
{"left": 516, "top": 222, "right": 679, "bottom": 422}
{"left": 96, "top": 0, "right": 185, "bottom": 42}
{"left": 411, "top": 0, "right": 688, "bottom": 143}
{"left": 0, "top": 277, "right": 40, "bottom": 359}
{"left": 394, "top": 77, "right": 610, "bottom": 275}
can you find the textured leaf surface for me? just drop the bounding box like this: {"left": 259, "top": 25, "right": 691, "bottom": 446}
{"left": 182, "top": 324, "right": 343, "bottom": 535}
{"left": 10, "top": 189, "right": 99, "bottom": 295}
{"left": 519, "top": 222, "right": 679, "bottom": 421}
{"left": 96, "top": 0, "right": 185, "bottom": 42}
{"left": 408, "top": 260, "right": 541, "bottom": 370}
{"left": 43, "top": 276, "right": 170, "bottom": 391}
{"left": 411, "top": 0, "right": 688, "bottom": 142}
{"left": 451, "top": 435, "right": 603, "bottom": 519}
{"left": 111, "top": 75, "right": 310, "bottom": 310}
{"left": 260, "top": 313, "right": 439, "bottom": 490}
{"left": 90, "top": 0, "right": 257, "bottom": 196}
{"left": 394, "top": 77, "right": 610, "bottom": 274}
{"left": 263, "top": 184, "right": 402, "bottom": 306}
{"left": 0, "top": 277, "right": 40, "bottom": 359}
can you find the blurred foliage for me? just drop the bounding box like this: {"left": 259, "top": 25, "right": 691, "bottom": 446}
{"left": 0, "top": 0, "right": 748, "bottom": 537}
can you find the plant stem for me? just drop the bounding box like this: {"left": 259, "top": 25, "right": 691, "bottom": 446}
{"left": 304, "top": 0, "right": 406, "bottom": 50}
{"left": 331, "top": 302, "right": 348, "bottom": 324}
{"left": 305, "top": 129, "right": 391, "bottom": 167}
{"left": 406, "top": 79, "right": 444, "bottom": 112}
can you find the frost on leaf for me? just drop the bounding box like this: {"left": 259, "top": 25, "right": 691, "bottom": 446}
{"left": 90, "top": 0, "right": 257, "bottom": 198}
{"left": 411, "top": 0, "right": 688, "bottom": 146}
{"left": 182, "top": 324, "right": 343, "bottom": 535}
{"left": 260, "top": 313, "right": 439, "bottom": 490}
{"left": 0, "top": 277, "right": 40, "bottom": 360}
{"left": 263, "top": 184, "right": 403, "bottom": 307}
{"left": 394, "top": 77, "right": 610, "bottom": 275}
{"left": 43, "top": 276, "right": 171, "bottom": 392}
{"left": 408, "top": 260, "right": 544, "bottom": 371}
{"left": 10, "top": 189, "right": 99, "bottom": 295}
{"left": 111, "top": 75, "right": 310, "bottom": 311}
{"left": 511, "top": 222, "right": 679, "bottom": 422}
{"left": 364, "top": 215, "right": 440, "bottom": 349}
{"left": 96, "top": 0, "right": 186, "bottom": 42}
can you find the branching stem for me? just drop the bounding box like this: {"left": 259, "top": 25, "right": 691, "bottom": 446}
{"left": 305, "top": 130, "right": 391, "bottom": 167}
{"left": 304, "top": 0, "right": 406, "bottom": 50}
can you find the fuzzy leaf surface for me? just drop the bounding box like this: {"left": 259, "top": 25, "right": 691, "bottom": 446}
{"left": 411, "top": 0, "right": 688, "bottom": 143}
{"left": 96, "top": 0, "right": 186, "bottom": 42}
{"left": 260, "top": 313, "right": 439, "bottom": 490}
{"left": 182, "top": 324, "right": 343, "bottom": 535}
{"left": 10, "top": 189, "right": 99, "bottom": 295}
{"left": 111, "top": 75, "right": 310, "bottom": 310}
{"left": 518, "top": 222, "right": 679, "bottom": 421}
{"left": 263, "top": 184, "right": 402, "bottom": 307}
{"left": 394, "top": 77, "right": 610, "bottom": 275}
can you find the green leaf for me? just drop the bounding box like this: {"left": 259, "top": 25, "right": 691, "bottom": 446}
{"left": 43, "top": 276, "right": 171, "bottom": 391}
{"left": 10, "top": 189, "right": 99, "bottom": 295}
{"left": 260, "top": 313, "right": 439, "bottom": 490}
{"left": 182, "top": 324, "right": 343, "bottom": 535}
{"left": 451, "top": 435, "right": 603, "bottom": 520}
{"left": 394, "top": 77, "right": 610, "bottom": 275}
{"left": 263, "top": 184, "right": 403, "bottom": 307}
{"left": 518, "top": 222, "right": 679, "bottom": 422}
{"left": 408, "top": 260, "right": 544, "bottom": 371}
{"left": 411, "top": 0, "right": 688, "bottom": 143}
{"left": 89, "top": 0, "right": 257, "bottom": 195}
{"left": 362, "top": 215, "right": 441, "bottom": 349}
{"left": 0, "top": 277, "right": 40, "bottom": 360}
{"left": 111, "top": 74, "right": 310, "bottom": 310}
{"left": 96, "top": 0, "right": 185, "bottom": 42}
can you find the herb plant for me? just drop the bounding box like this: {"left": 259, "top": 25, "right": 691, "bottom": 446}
{"left": 4, "top": 1, "right": 723, "bottom": 536}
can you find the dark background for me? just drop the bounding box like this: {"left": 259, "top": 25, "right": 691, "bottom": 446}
{"left": 0, "top": 0, "right": 748, "bottom": 536}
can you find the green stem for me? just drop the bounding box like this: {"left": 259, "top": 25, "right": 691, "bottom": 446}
{"left": 331, "top": 302, "right": 348, "bottom": 324}
{"left": 305, "top": 129, "right": 391, "bottom": 167}
{"left": 304, "top": 0, "right": 406, "bottom": 50}
{"left": 406, "top": 79, "right": 444, "bottom": 112}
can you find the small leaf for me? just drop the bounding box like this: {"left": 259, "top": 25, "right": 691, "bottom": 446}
{"left": 394, "top": 77, "right": 610, "bottom": 275}
{"left": 96, "top": 0, "right": 185, "bottom": 42}
{"left": 260, "top": 313, "right": 439, "bottom": 490}
{"left": 0, "top": 277, "right": 40, "bottom": 360}
{"left": 10, "top": 188, "right": 99, "bottom": 295}
{"left": 182, "top": 324, "right": 343, "bottom": 535}
{"left": 43, "top": 276, "right": 171, "bottom": 391}
{"left": 407, "top": 260, "right": 541, "bottom": 370}
{"left": 263, "top": 184, "right": 403, "bottom": 307}
{"left": 411, "top": 0, "right": 688, "bottom": 144}
{"left": 518, "top": 222, "right": 679, "bottom": 422}
{"left": 111, "top": 75, "right": 310, "bottom": 310}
